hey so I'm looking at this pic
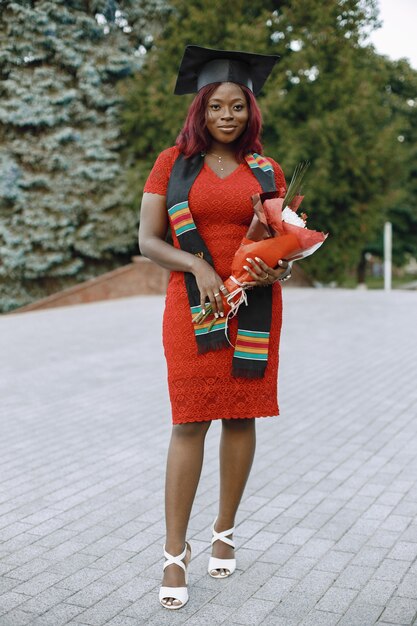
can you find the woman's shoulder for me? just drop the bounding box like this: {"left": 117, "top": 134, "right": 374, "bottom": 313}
{"left": 155, "top": 145, "right": 181, "bottom": 166}
{"left": 160, "top": 145, "right": 181, "bottom": 157}
{"left": 143, "top": 146, "right": 180, "bottom": 195}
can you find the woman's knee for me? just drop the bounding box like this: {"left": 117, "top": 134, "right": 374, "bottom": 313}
{"left": 172, "top": 421, "right": 211, "bottom": 438}
{"left": 222, "top": 417, "right": 255, "bottom": 431}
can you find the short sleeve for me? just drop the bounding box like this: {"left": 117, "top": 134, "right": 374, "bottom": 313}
{"left": 143, "top": 146, "right": 179, "bottom": 195}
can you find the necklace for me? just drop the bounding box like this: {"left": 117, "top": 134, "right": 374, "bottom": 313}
{"left": 205, "top": 151, "right": 229, "bottom": 172}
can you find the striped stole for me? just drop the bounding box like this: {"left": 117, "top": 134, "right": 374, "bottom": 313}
{"left": 166, "top": 152, "right": 276, "bottom": 378}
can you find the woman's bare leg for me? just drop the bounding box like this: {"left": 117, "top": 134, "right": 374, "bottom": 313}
{"left": 211, "top": 418, "right": 256, "bottom": 575}
{"left": 161, "top": 421, "right": 211, "bottom": 606}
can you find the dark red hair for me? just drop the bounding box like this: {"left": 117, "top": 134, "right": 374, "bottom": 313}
{"left": 176, "top": 83, "right": 263, "bottom": 161}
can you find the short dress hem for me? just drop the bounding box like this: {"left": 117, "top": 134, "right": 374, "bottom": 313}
{"left": 172, "top": 410, "right": 279, "bottom": 425}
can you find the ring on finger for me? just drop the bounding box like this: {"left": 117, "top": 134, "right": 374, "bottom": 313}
{"left": 262, "top": 272, "right": 269, "bottom": 280}
{"left": 214, "top": 292, "right": 220, "bottom": 297}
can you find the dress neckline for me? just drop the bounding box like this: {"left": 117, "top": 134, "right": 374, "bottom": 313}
{"left": 203, "top": 161, "right": 245, "bottom": 181}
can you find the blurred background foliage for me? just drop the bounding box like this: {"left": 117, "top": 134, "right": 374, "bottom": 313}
{"left": 1, "top": 0, "right": 416, "bottom": 311}
{"left": 0, "top": 0, "right": 165, "bottom": 310}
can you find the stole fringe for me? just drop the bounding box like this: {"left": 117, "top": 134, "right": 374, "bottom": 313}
{"left": 197, "top": 337, "right": 229, "bottom": 354}
{"left": 232, "top": 366, "right": 266, "bottom": 379}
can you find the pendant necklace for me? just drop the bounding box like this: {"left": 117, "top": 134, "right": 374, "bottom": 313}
{"left": 206, "top": 151, "right": 226, "bottom": 172}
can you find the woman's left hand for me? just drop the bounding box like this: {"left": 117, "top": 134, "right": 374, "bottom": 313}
{"left": 243, "top": 257, "right": 291, "bottom": 287}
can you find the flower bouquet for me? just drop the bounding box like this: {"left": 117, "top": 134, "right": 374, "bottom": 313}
{"left": 193, "top": 162, "right": 327, "bottom": 327}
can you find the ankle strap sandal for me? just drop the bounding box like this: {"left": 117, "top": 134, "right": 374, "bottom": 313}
{"left": 159, "top": 541, "right": 191, "bottom": 609}
{"left": 208, "top": 518, "right": 236, "bottom": 578}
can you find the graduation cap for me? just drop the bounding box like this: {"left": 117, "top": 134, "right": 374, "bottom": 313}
{"left": 174, "top": 45, "right": 279, "bottom": 97}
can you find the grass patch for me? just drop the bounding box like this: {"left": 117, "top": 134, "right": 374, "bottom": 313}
{"left": 339, "top": 274, "right": 416, "bottom": 289}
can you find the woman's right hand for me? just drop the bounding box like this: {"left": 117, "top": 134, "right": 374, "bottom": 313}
{"left": 139, "top": 193, "right": 229, "bottom": 317}
{"left": 191, "top": 257, "right": 228, "bottom": 318}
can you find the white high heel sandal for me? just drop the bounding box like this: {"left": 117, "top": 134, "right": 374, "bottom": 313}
{"left": 159, "top": 541, "right": 191, "bottom": 610}
{"left": 208, "top": 518, "right": 236, "bottom": 578}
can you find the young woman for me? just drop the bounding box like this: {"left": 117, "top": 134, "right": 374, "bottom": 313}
{"left": 139, "top": 46, "right": 291, "bottom": 610}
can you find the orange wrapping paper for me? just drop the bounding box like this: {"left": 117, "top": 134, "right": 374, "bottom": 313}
{"left": 221, "top": 233, "right": 302, "bottom": 314}
{"left": 193, "top": 187, "right": 327, "bottom": 323}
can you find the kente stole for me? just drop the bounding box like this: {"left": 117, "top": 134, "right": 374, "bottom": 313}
{"left": 166, "top": 152, "right": 276, "bottom": 379}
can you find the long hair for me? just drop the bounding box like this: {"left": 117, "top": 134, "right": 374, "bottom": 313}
{"left": 176, "top": 83, "right": 263, "bottom": 161}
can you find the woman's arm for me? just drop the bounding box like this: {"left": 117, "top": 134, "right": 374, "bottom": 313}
{"left": 138, "top": 192, "right": 228, "bottom": 316}
{"left": 139, "top": 192, "right": 197, "bottom": 273}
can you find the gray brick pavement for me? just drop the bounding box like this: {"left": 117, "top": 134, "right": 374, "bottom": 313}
{"left": 1, "top": 289, "right": 417, "bottom": 624}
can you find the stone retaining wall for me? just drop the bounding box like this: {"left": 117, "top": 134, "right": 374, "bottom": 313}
{"left": 13, "top": 256, "right": 312, "bottom": 313}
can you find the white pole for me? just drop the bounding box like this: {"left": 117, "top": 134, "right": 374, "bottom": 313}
{"left": 384, "top": 221, "right": 392, "bottom": 291}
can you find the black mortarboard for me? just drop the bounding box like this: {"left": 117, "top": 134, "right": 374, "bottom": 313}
{"left": 174, "top": 45, "right": 279, "bottom": 96}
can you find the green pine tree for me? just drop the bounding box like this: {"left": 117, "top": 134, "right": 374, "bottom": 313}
{"left": 0, "top": 0, "right": 164, "bottom": 312}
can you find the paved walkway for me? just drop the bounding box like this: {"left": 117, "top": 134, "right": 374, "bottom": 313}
{"left": 1, "top": 289, "right": 417, "bottom": 626}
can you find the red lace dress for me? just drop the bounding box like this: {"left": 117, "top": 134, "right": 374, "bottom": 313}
{"left": 144, "top": 146, "right": 286, "bottom": 424}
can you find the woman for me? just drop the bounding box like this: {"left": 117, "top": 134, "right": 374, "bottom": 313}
{"left": 139, "top": 45, "right": 292, "bottom": 610}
